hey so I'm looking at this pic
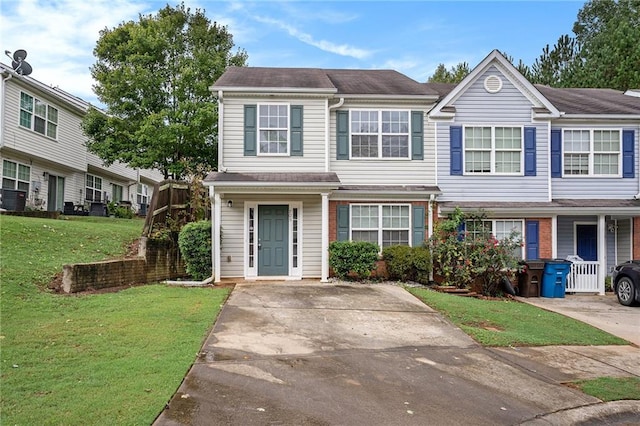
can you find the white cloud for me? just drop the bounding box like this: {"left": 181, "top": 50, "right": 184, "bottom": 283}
{"left": 253, "top": 15, "right": 373, "bottom": 60}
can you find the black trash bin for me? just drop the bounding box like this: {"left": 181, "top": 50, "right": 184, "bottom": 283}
{"left": 518, "top": 260, "right": 545, "bottom": 297}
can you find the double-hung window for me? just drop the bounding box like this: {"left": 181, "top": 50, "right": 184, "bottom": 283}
{"left": 20, "top": 92, "right": 58, "bottom": 139}
{"left": 464, "top": 126, "right": 522, "bottom": 174}
{"left": 351, "top": 204, "right": 411, "bottom": 248}
{"left": 563, "top": 129, "right": 620, "bottom": 176}
{"left": 351, "top": 110, "right": 409, "bottom": 159}
{"left": 112, "top": 184, "right": 123, "bottom": 203}
{"left": 2, "top": 160, "right": 30, "bottom": 192}
{"left": 137, "top": 183, "right": 149, "bottom": 205}
{"left": 86, "top": 174, "right": 102, "bottom": 202}
{"left": 259, "top": 104, "right": 288, "bottom": 155}
{"left": 465, "top": 219, "right": 524, "bottom": 258}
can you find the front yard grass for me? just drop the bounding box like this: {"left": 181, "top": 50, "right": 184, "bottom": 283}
{"left": 1, "top": 215, "right": 230, "bottom": 425}
{"left": 572, "top": 377, "right": 640, "bottom": 401}
{"left": 407, "top": 287, "right": 628, "bottom": 347}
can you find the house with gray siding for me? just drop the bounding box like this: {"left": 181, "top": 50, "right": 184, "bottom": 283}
{"left": 206, "top": 68, "right": 440, "bottom": 282}
{"left": 430, "top": 50, "right": 640, "bottom": 294}
{"left": 0, "top": 63, "right": 162, "bottom": 214}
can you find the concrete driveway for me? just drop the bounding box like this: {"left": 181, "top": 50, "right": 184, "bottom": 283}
{"left": 153, "top": 282, "right": 639, "bottom": 425}
{"left": 519, "top": 294, "right": 640, "bottom": 346}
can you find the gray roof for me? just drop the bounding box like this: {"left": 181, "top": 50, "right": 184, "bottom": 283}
{"left": 213, "top": 67, "right": 438, "bottom": 96}
{"left": 422, "top": 82, "right": 456, "bottom": 97}
{"left": 535, "top": 85, "right": 640, "bottom": 115}
{"left": 338, "top": 185, "right": 441, "bottom": 194}
{"left": 204, "top": 172, "right": 341, "bottom": 184}
{"left": 440, "top": 199, "right": 640, "bottom": 210}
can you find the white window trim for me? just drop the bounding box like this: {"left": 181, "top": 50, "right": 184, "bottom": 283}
{"left": 1, "top": 159, "right": 31, "bottom": 192}
{"left": 462, "top": 124, "right": 524, "bottom": 176}
{"left": 244, "top": 201, "right": 303, "bottom": 279}
{"left": 137, "top": 183, "right": 149, "bottom": 205}
{"left": 561, "top": 128, "right": 623, "bottom": 178}
{"left": 257, "top": 103, "right": 290, "bottom": 156}
{"left": 85, "top": 174, "right": 104, "bottom": 202}
{"left": 349, "top": 109, "right": 411, "bottom": 160}
{"left": 350, "top": 203, "right": 413, "bottom": 248}
{"left": 19, "top": 91, "right": 58, "bottom": 140}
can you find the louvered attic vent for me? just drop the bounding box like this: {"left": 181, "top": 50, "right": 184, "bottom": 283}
{"left": 484, "top": 75, "right": 502, "bottom": 93}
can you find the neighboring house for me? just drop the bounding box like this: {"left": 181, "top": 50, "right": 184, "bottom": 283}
{"left": 206, "top": 68, "right": 441, "bottom": 282}
{"left": 206, "top": 50, "right": 640, "bottom": 293}
{"left": 430, "top": 50, "right": 640, "bottom": 294}
{"left": 0, "top": 63, "right": 162, "bottom": 214}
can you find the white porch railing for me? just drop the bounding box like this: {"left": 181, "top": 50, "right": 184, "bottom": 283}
{"left": 566, "top": 261, "right": 600, "bottom": 293}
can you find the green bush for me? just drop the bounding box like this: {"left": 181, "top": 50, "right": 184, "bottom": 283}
{"left": 114, "top": 206, "right": 134, "bottom": 219}
{"left": 382, "top": 245, "right": 414, "bottom": 281}
{"left": 329, "top": 241, "right": 379, "bottom": 280}
{"left": 382, "top": 245, "right": 432, "bottom": 284}
{"left": 178, "top": 220, "right": 212, "bottom": 280}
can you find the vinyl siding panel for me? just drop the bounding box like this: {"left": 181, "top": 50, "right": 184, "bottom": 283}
{"left": 329, "top": 101, "right": 436, "bottom": 185}
{"left": 617, "top": 219, "right": 632, "bottom": 264}
{"left": 551, "top": 123, "right": 640, "bottom": 199}
{"left": 2, "top": 80, "right": 86, "bottom": 172}
{"left": 222, "top": 97, "right": 326, "bottom": 172}
{"left": 218, "top": 194, "right": 322, "bottom": 278}
{"left": 437, "top": 67, "right": 549, "bottom": 202}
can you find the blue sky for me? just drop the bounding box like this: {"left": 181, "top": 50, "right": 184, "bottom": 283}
{"left": 1, "top": 0, "right": 584, "bottom": 106}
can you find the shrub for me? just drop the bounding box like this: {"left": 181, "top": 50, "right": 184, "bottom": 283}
{"left": 178, "top": 220, "right": 212, "bottom": 280}
{"left": 382, "top": 245, "right": 432, "bottom": 284}
{"left": 329, "top": 241, "right": 379, "bottom": 280}
{"left": 114, "top": 206, "right": 134, "bottom": 219}
{"left": 382, "top": 245, "right": 414, "bottom": 281}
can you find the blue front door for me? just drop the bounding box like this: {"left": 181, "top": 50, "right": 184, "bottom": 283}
{"left": 576, "top": 224, "right": 597, "bottom": 261}
{"left": 258, "top": 205, "right": 289, "bottom": 276}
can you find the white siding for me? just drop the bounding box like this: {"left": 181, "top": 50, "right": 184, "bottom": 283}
{"left": 218, "top": 194, "right": 322, "bottom": 278}
{"left": 222, "top": 97, "right": 327, "bottom": 172}
{"left": 329, "top": 100, "right": 437, "bottom": 185}
{"left": 437, "top": 66, "right": 550, "bottom": 202}
{"left": 551, "top": 123, "right": 640, "bottom": 199}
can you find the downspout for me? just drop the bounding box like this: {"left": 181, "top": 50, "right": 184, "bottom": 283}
{"left": 217, "top": 90, "right": 225, "bottom": 171}
{"left": 0, "top": 71, "right": 13, "bottom": 148}
{"left": 428, "top": 193, "right": 435, "bottom": 283}
{"left": 326, "top": 97, "right": 344, "bottom": 172}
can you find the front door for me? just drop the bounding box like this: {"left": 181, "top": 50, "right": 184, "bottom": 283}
{"left": 258, "top": 205, "right": 289, "bottom": 276}
{"left": 576, "top": 224, "right": 597, "bottom": 261}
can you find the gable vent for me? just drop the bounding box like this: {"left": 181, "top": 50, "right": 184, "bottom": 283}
{"left": 484, "top": 75, "right": 502, "bottom": 93}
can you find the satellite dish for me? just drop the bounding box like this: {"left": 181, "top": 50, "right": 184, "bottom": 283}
{"left": 4, "top": 49, "right": 33, "bottom": 76}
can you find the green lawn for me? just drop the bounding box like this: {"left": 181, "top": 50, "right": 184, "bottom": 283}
{"left": 0, "top": 215, "right": 230, "bottom": 425}
{"left": 407, "top": 287, "right": 628, "bottom": 347}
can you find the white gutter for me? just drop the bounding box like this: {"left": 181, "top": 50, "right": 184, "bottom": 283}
{"left": 217, "top": 90, "right": 225, "bottom": 171}
{"left": 327, "top": 97, "right": 344, "bottom": 172}
{"left": 210, "top": 86, "right": 337, "bottom": 95}
{"left": 0, "top": 70, "right": 12, "bottom": 148}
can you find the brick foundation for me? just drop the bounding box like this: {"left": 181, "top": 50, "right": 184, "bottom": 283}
{"left": 634, "top": 217, "right": 640, "bottom": 260}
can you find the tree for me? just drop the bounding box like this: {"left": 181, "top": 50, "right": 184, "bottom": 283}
{"left": 427, "top": 62, "right": 470, "bottom": 83}
{"left": 82, "top": 3, "right": 247, "bottom": 179}
{"left": 529, "top": 35, "right": 581, "bottom": 86}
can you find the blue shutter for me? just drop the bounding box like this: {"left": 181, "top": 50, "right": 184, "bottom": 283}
{"left": 290, "top": 105, "right": 303, "bottom": 156}
{"left": 411, "top": 111, "right": 424, "bottom": 160}
{"left": 550, "top": 129, "right": 562, "bottom": 178}
{"left": 524, "top": 127, "right": 536, "bottom": 176}
{"left": 244, "top": 105, "right": 257, "bottom": 156}
{"left": 412, "top": 205, "right": 425, "bottom": 246}
{"left": 450, "top": 126, "right": 463, "bottom": 175}
{"left": 622, "top": 130, "right": 635, "bottom": 178}
{"left": 337, "top": 204, "right": 349, "bottom": 241}
{"left": 525, "top": 220, "right": 539, "bottom": 260}
{"left": 336, "top": 110, "right": 349, "bottom": 160}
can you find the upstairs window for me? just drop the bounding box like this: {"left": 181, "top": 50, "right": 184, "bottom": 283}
{"left": 2, "top": 160, "right": 30, "bottom": 192}
{"left": 563, "top": 129, "right": 620, "bottom": 176}
{"left": 85, "top": 174, "right": 102, "bottom": 202}
{"left": 259, "top": 104, "right": 288, "bottom": 155}
{"left": 464, "top": 126, "right": 522, "bottom": 174}
{"left": 351, "top": 110, "right": 409, "bottom": 159}
{"left": 20, "top": 92, "right": 58, "bottom": 139}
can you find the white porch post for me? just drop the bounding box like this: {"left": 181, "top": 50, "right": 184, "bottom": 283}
{"left": 213, "top": 191, "right": 221, "bottom": 283}
{"left": 551, "top": 215, "right": 558, "bottom": 259}
{"left": 597, "top": 214, "right": 606, "bottom": 295}
{"left": 321, "top": 192, "right": 329, "bottom": 282}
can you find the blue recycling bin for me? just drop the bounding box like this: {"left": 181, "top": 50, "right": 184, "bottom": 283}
{"left": 541, "top": 260, "right": 572, "bottom": 298}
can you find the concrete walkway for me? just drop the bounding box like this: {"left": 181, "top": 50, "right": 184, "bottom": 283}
{"left": 154, "top": 282, "right": 640, "bottom": 425}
